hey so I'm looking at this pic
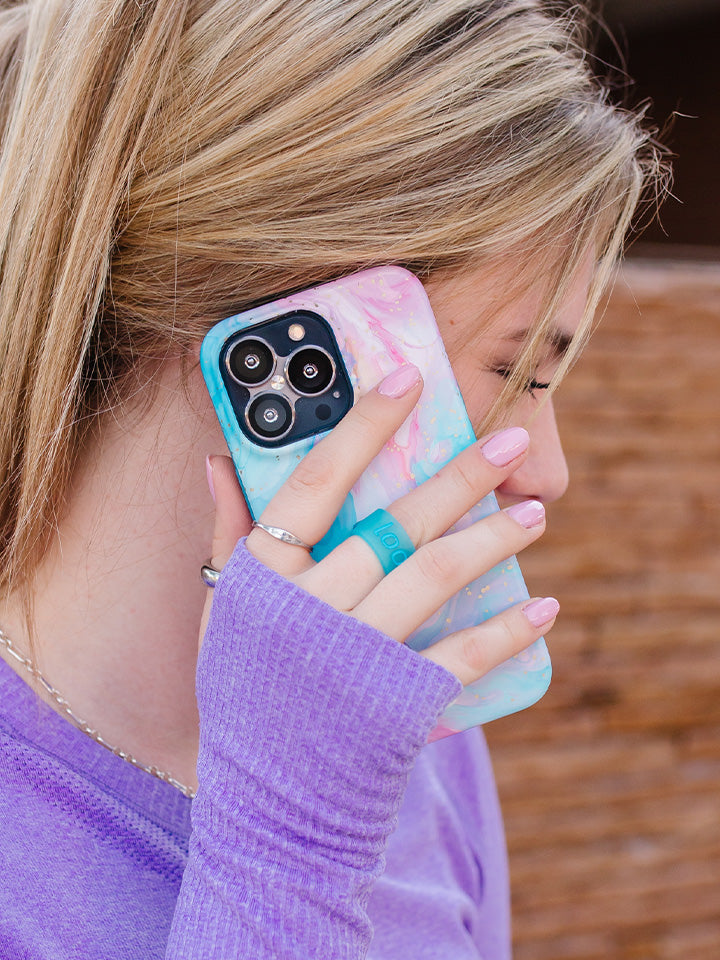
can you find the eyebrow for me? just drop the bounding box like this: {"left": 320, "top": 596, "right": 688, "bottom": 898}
{"left": 502, "top": 327, "right": 574, "bottom": 360}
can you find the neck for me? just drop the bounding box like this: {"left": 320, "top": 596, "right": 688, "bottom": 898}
{"left": 0, "top": 360, "right": 249, "bottom": 792}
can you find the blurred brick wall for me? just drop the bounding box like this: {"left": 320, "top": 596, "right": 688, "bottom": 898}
{"left": 486, "top": 260, "right": 720, "bottom": 959}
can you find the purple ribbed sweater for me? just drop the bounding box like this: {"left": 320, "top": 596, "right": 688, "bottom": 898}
{"left": 0, "top": 543, "right": 510, "bottom": 958}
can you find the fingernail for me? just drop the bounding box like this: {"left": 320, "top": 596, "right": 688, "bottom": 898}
{"left": 481, "top": 427, "right": 530, "bottom": 467}
{"left": 377, "top": 364, "right": 422, "bottom": 399}
{"left": 205, "top": 455, "right": 216, "bottom": 503}
{"left": 505, "top": 499, "right": 545, "bottom": 528}
{"left": 523, "top": 597, "right": 560, "bottom": 627}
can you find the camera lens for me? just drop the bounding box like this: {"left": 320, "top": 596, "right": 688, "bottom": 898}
{"left": 286, "top": 347, "right": 335, "bottom": 395}
{"left": 246, "top": 393, "right": 293, "bottom": 440}
{"left": 227, "top": 337, "right": 274, "bottom": 386}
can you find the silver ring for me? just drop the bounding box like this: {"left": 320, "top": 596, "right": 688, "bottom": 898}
{"left": 251, "top": 521, "right": 311, "bottom": 550}
{"left": 200, "top": 561, "right": 221, "bottom": 588}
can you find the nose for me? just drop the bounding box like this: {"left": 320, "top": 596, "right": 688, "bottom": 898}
{"left": 495, "top": 398, "right": 569, "bottom": 505}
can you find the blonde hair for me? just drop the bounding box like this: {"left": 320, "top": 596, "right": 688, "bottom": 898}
{"left": 0, "top": 0, "right": 662, "bottom": 595}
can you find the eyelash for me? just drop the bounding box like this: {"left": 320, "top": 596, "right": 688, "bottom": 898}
{"left": 494, "top": 367, "right": 552, "bottom": 396}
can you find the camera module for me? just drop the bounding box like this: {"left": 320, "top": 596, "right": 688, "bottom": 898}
{"left": 227, "top": 337, "right": 275, "bottom": 386}
{"left": 246, "top": 393, "right": 293, "bottom": 440}
{"left": 286, "top": 347, "right": 335, "bottom": 396}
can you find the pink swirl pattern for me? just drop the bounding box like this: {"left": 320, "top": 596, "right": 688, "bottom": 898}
{"left": 201, "top": 266, "right": 551, "bottom": 737}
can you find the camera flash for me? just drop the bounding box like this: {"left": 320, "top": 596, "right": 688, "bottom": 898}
{"left": 270, "top": 374, "right": 286, "bottom": 390}
{"left": 288, "top": 323, "right": 305, "bottom": 342}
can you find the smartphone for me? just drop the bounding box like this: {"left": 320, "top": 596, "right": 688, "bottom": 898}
{"left": 200, "top": 265, "right": 551, "bottom": 738}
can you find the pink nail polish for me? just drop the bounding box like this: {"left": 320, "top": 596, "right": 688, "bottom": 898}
{"left": 205, "top": 455, "right": 216, "bottom": 503}
{"left": 523, "top": 597, "right": 560, "bottom": 627}
{"left": 377, "top": 364, "right": 422, "bottom": 399}
{"left": 505, "top": 499, "right": 545, "bottom": 528}
{"left": 481, "top": 427, "right": 530, "bottom": 467}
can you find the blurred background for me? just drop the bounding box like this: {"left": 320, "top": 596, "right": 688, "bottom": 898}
{"left": 485, "top": 1, "right": 720, "bottom": 958}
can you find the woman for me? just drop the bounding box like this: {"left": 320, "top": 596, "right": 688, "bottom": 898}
{"left": 0, "top": 1, "right": 661, "bottom": 957}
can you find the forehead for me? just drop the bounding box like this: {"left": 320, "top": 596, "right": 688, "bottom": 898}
{"left": 424, "top": 252, "right": 593, "bottom": 352}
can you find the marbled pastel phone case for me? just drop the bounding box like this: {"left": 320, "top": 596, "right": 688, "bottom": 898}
{"left": 200, "top": 265, "right": 551, "bottom": 737}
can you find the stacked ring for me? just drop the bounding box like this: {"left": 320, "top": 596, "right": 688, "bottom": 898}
{"left": 203, "top": 511, "right": 414, "bottom": 585}
{"left": 200, "top": 562, "right": 221, "bottom": 588}
{"left": 351, "top": 508, "right": 415, "bottom": 575}
{"left": 251, "top": 521, "right": 311, "bottom": 550}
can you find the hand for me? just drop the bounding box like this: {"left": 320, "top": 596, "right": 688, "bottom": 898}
{"left": 202, "top": 365, "right": 558, "bottom": 686}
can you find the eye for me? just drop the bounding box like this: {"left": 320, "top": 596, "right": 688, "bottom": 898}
{"left": 493, "top": 366, "right": 552, "bottom": 396}
{"left": 526, "top": 377, "right": 552, "bottom": 394}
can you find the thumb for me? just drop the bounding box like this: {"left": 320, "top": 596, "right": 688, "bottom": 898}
{"left": 207, "top": 454, "right": 252, "bottom": 569}
{"left": 199, "top": 454, "right": 252, "bottom": 646}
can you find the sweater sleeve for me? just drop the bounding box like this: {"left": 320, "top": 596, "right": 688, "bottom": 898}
{"left": 166, "top": 541, "right": 462, "bottom": 960}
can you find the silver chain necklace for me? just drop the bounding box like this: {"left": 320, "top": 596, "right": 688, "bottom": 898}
{"left": 0, "top": 625, "right": 196, "bottom": 799}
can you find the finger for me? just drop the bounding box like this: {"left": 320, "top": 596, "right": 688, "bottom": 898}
{"left": 300, "top": 426, "right": 531, "bottom": 606}
{"left": 247, "top": 364, "right": 423, "bottom": 572}
{"left": 207, "top": 455, "right": 253, "bottom": 569}
{"left": 351, "top": 499, "right": 546, "bottom": 640}
{"left": 199, "top": 455, "right": 253, "bottom": 646}
{"left": 389, "top": 426, "right": 530, "bottom": 546}
{"left": 421, "top": 597, "right": 559, "bottom": 686}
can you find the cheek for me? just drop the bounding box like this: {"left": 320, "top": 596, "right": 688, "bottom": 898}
{"left": 449, "top": 362, "right": 505, "bottom": 435}
{"left": 449, "top": 354, "right": 537, "bottom": 436}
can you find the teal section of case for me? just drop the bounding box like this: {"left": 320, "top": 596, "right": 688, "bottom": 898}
{"left": 200, "top": 266, "right": 551, "bottom": 735}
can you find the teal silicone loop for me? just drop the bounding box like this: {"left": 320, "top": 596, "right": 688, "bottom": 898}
{"left": 351, "top": 508, "right": 415, "bottom": 575}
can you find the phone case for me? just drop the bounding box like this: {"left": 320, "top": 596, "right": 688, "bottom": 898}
{"left": 201, "top": 265, "right": 551, "bottom": 738}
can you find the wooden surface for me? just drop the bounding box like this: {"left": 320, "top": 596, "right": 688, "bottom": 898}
{"left": 485, "top": 260, "right": 720, "bottom": 959}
